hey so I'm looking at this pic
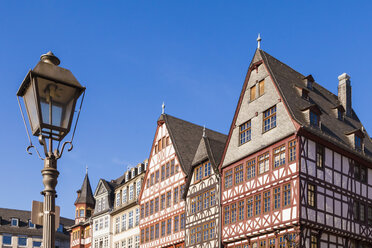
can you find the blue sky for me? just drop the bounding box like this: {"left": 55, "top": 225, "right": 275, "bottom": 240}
{"left": 1, "top": 1, "right": 372, "bottom": 219}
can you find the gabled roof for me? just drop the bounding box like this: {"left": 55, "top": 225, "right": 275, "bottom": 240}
{"left": 158, "top": 114, "right": 226, "bottom": 175}
{"left": 183, "top": 132, "right": 227, "bottom": 199}
{"left": 75, "top": 173, "right": 95, "bottom": 206}
{"left": 258, "top": 49, "right": 372, "bottom": 161}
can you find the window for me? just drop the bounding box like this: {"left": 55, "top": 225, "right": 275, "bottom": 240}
{"left": 166, "top": 162, "right": 170, "bottom": 178}
{"left": 167, "top": 218, "right": 172, "bottom": 235}
{"left": 278, "top": 236, "right": 285, "bottom": 248}
{"left": 195, "top": 165, "right": 203, "bottom": 181}
{"left": 161, "top": 165, "right": 165, "bottom": 181}
{"left": 33, "top": 241, "right": 42, "bottom": 247}
{"left": 135, "top": 208, "right": 140, "bottom": 226}
{"left": 250, "top": 85, "right": 256, "bottom": 101}
{"left": 136, "top": 180, "right": 141, "bottom": 197}
{"left": 204, "top": 161, "right": 211, "bottom": 177}
{"left": 127, "top": 237, "right": 132, "bottom": 248}
{"left": 316, "top": 144, "right": 324, "bottom": 168}
{"left": 180, "top": 213, "right": 185, "bottom": 229}
{"left": 161, "top": 194, "right": 165, "bottom": 210}
{"left": 145, "top": 227, "right": 149, "bottom": 242}
{"left": 129, "top": 184, "right": 134, "bottom": 201}
{"left": 171, "top": 159, "right": 175, "bottom": 176}
{"left": 128, "top": 211, "right": 133, "bottom": 228}
{"left": 224, "top": 206, "right": 230, "bottom": 225}
{"left": 203, "top": 223, "right": 209, "bottom": 241}
{"left": 28, "top": 220, "right": 35, "bottom": 228}
{"left": 274, "top": 187, "right": 281, "bottom": 209}
{"left": 255, "top": 195, "right": 261, "bottom": 216}
{"left": 145, "top": 202, "right": 149, "bottom": 217}
{"left": 197, "top": 194, "right": 202, "bottom": 212}
{"left": 190, "top": 227, "right": 196, "bottom": 244}
{"left": 258, "top": 80, "right": 265, "bottom": 96}
{"left": 155, "top": 170, "right": 159, "bottom": 184}
{"left": 310, "top": 111, "right": 319, "bottom": 127}
{"left": 121, "top": 214, "right": 126, "bottom": 231}
{"left": 115, "top": 217, "right": 120, "bottom": 233}
{"left": 310, "top": 234, "right": 318, "bottom": 248}
{"left": 355, "top": 163, "right": 367, "bottom": 183}
{"left": 174, "top": 187, "right": 179, "bottom": 205}
{"left": 239, "top": 120, "right": 251, "bottom": 145}
{"left": 155, "top": 223, "right": 159, "bottom": 239}
{"left": 204, "top": 191, "right": 210, "bottom": 209}
{"left": 150, "top": 226, "right": 154, "bottom": 241}
{"left": 289, "top": 140, "right": 296, "bottom": 162}
{"left": 141, "top": 230, "right": 145, "bottom": 244}
{"left": 259, "top": 240, "right": 266, "bottom": 248}
{"left": 166, "top": 191, "right": 172, "bottom": 208}
{"left": 264, "top": 191, "right": 270, "bottom": 213}
{"left": 18, "top": 236, "right": 27, "bottom": 246}
{"left": 210, "top": 190, "right": 216, "bottom": 206}
{"left": 258, "top": 152, "right": 270, "bottom": 174}
{"left": 360, "top": 203, "right": 366, "bottom": 222}
{"left": 161, "top": 221, "right": 166, "bottom": 237}
{"left": 196, "top": 225, "right": 202, "bottom": 243}
{"left": 246, "top": 159, "right": 256, "bottom": 180}
{"left": 180, "top": 184, "right": 185, "bottom": 202}
{"left": 11, "top": 218, "right": 18, "bottom": 226}
{"left": 283, "top": 184, "right": 291, "bottom": 207}
{"left": 122, "top": 188, "right": 127, "bottom": 204}
{"left": 3, "top": 234, "right": 12, "bottom": 245}
{"left": 234, "top": 164, "right": 244, "bottom": 185}
{"left": 150, "top": 200, "right": 154, "bottom": 215}
{"left": 224, "top": 169, "right": 233, "bottom": 189}
{"left": 273, "top": 145, "right": 286, "bottom": 168}
{"left": 269, "top": 238, "right": 275, "bottom": 248}
{"left": 191, "top": 197, "right": 196, "bottom": 214}
{"left": 104, "top": 216, "right": 108, "bottom": 228}
{"left": 135, "top": 236, "right": 139, "bottom": 248}
{"left": 116, "top": 193, "right": 121, "bottom": 207}
{"left": 308, "top": 184, "right": 316, "bottom": 207}
{"left": 368, "top": 206, "right": 372, "bottom": 226}
{"left": 140, "top": 205, "right": 144, "bottom": 219}
{"left": 174, "top": 216, "right": 179, "bottom": 233}
{"left": 209, "top": 221, "right": 215, "bottom": 240}
{"left": 150, "top": 173, "right": 154, "bottom": 186}
{"left": 155, "top": 197, "right": 159, "bottom": 213}
{"left": 238, "top": 200, "right": 244, "bottom": 221}
{"left": 246, "top": 197, "right": 253, "bottom": 218}
{"left": 231, "top": 203, "right": 237, "bottom": 223}
{"left": 355, "top": 135, "right": 362, "bottom": 150}
{"left": 263, "top": 106, "right": 276, "bottom": 132}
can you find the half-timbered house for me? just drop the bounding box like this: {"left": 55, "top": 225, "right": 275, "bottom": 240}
{"left": 183, "top": 128, "right": 227, "bottom": 248}
{"left": 69, "top": 172, "right": 95, "bottom": 248}
{"left": 220, "top": 46, "right": 372, "bottom": 247}
{"left": 138, "top": 113, "right": 225, "bottom": 248}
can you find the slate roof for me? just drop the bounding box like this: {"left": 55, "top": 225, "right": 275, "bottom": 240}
{"left": 183, "top": 131, "right": 227, "bottom": 199}
{"left": 257, "top": 49, "right": 372, "bottom": 161}
{"left": 0, "top": 208, "right": 73, "bottom": 239}
{"left": 158, "top": 114, "right": 226, "bottom": 176}
{"left": 75, "top": 173, "right": 95, "bottom": 206}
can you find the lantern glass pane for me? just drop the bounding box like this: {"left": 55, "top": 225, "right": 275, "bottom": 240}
{"left": 36, "top": 76, "right": 78, "bottom": 132}
{"left": 23, "top": 82, "right": 40, "bottom": 133}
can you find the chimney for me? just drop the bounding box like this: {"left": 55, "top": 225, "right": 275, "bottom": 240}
{"left": 338, "top": 73, "right": 352, "bottom": 117}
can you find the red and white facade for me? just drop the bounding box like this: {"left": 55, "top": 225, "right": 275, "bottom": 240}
{"left": 139, "top": 117, "right": 186, "bottom": 248}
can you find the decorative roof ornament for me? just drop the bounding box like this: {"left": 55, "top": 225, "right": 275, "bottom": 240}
{"left": 257, "top": 33, "right": 262, "bottom": 49}
{"left": 162, "top": 102, "right": 165, "bottom": 114}
{"left": 86, "top": 165, "right": 88, "bottom": 175}
{"left": 203, "top": 125, "right": 206, "bottom": 138}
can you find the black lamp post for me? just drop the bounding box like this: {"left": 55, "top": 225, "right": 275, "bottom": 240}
{"left": 17, "top": 52, "right": 85, "bottom": 248}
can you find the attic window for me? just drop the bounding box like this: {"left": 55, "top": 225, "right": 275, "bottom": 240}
{"left": 11, "top": 218, "right": 19, "bottom": 227}
{"left": 310, "top": 111, "right": 319, "bottom": 127}
{"left": 337, "top": 109, "right": 343, "bottom": 120}
{"left": 355, "top": 135, "right": 362, "bottom": 150}
{"left": 28, "top": 220, "right": 35, "bottom": 228}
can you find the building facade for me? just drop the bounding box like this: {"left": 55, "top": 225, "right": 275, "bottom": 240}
{"left": 183, "top": 130, "right": 227, "bottom": 248}
{"left": 110, "top": 162, "right": 147, "bottom": 248}
{"left": 139, "top": 114, "right": 225, "bottom": 248}
{"left": 220, "top": 48, "right": 372, "bottom": 247}
{"left": 0, "top": 208, "right": 73, "bottom": 248}
{"left": 69, "top": 172, "right": 95, "bottom": 248}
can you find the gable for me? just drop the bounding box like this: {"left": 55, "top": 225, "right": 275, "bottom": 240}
{"left": 94, "top": 180, "right": 107, "bottom": 197}
{"left": 222, "top": 50, "right": 297, "bottom": 168}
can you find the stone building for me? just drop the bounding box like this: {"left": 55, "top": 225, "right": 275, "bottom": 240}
{"left": 0, "top": 208, "right": 73, "bottom": 248}
{"left": 110, "top": 162, "right": 146, "bottom": 248}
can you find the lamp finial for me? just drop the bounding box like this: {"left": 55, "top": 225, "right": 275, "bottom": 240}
{"left": 40, "top": 51, "right": 60, "bottom": 65}
{"left": 162, "top": 102, "right": 165, "bottom": 114}
{"left": 257, "top": 34, "right": 262, "bottom": 49}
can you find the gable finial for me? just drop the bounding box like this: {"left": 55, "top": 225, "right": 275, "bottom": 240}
{"left": 203, "top": 125, "right": 206, "bottom": 138}
{"left": 257, "top": 33, "right": 262, "bottom": 49}
{"left": 86, "top": 165, "right": 88, "bottom": 175}
{"left": 162, "top": 102, "right": 165, "bottom": 114}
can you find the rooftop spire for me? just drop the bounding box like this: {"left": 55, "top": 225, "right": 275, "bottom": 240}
{"left": 203, "top": 125, "right": 206, "bottom": 138}
{"left": 257, "top": 34, "right": 262, "bottom": 49}
{"left": 162, "top": 102, "right": 165, "bottom": 114}
{"left": 86, "top": 165, "right": 88, "bottom": 175}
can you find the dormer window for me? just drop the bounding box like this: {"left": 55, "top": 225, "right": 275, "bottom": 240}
{"left": 28, "top": 220, "right": 35, "bottom": 228}
{"left": 303, "top": 75, "right": 314, "bottom": 90}
{"left": 310, "top": 111, "right": 319, "bottom": 127}
{"left": 337, "top": 109, "right": 343, "bottom": 120}
{"left": 355, "top": 135, "right": 362, "bottom": 150}
{"left": 11, "top": 218, "right": 19, "bottom": 227}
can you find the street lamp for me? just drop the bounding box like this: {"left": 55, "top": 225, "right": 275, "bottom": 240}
{"left": 16, "top": 51, "right": 85, "bottom": 248}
